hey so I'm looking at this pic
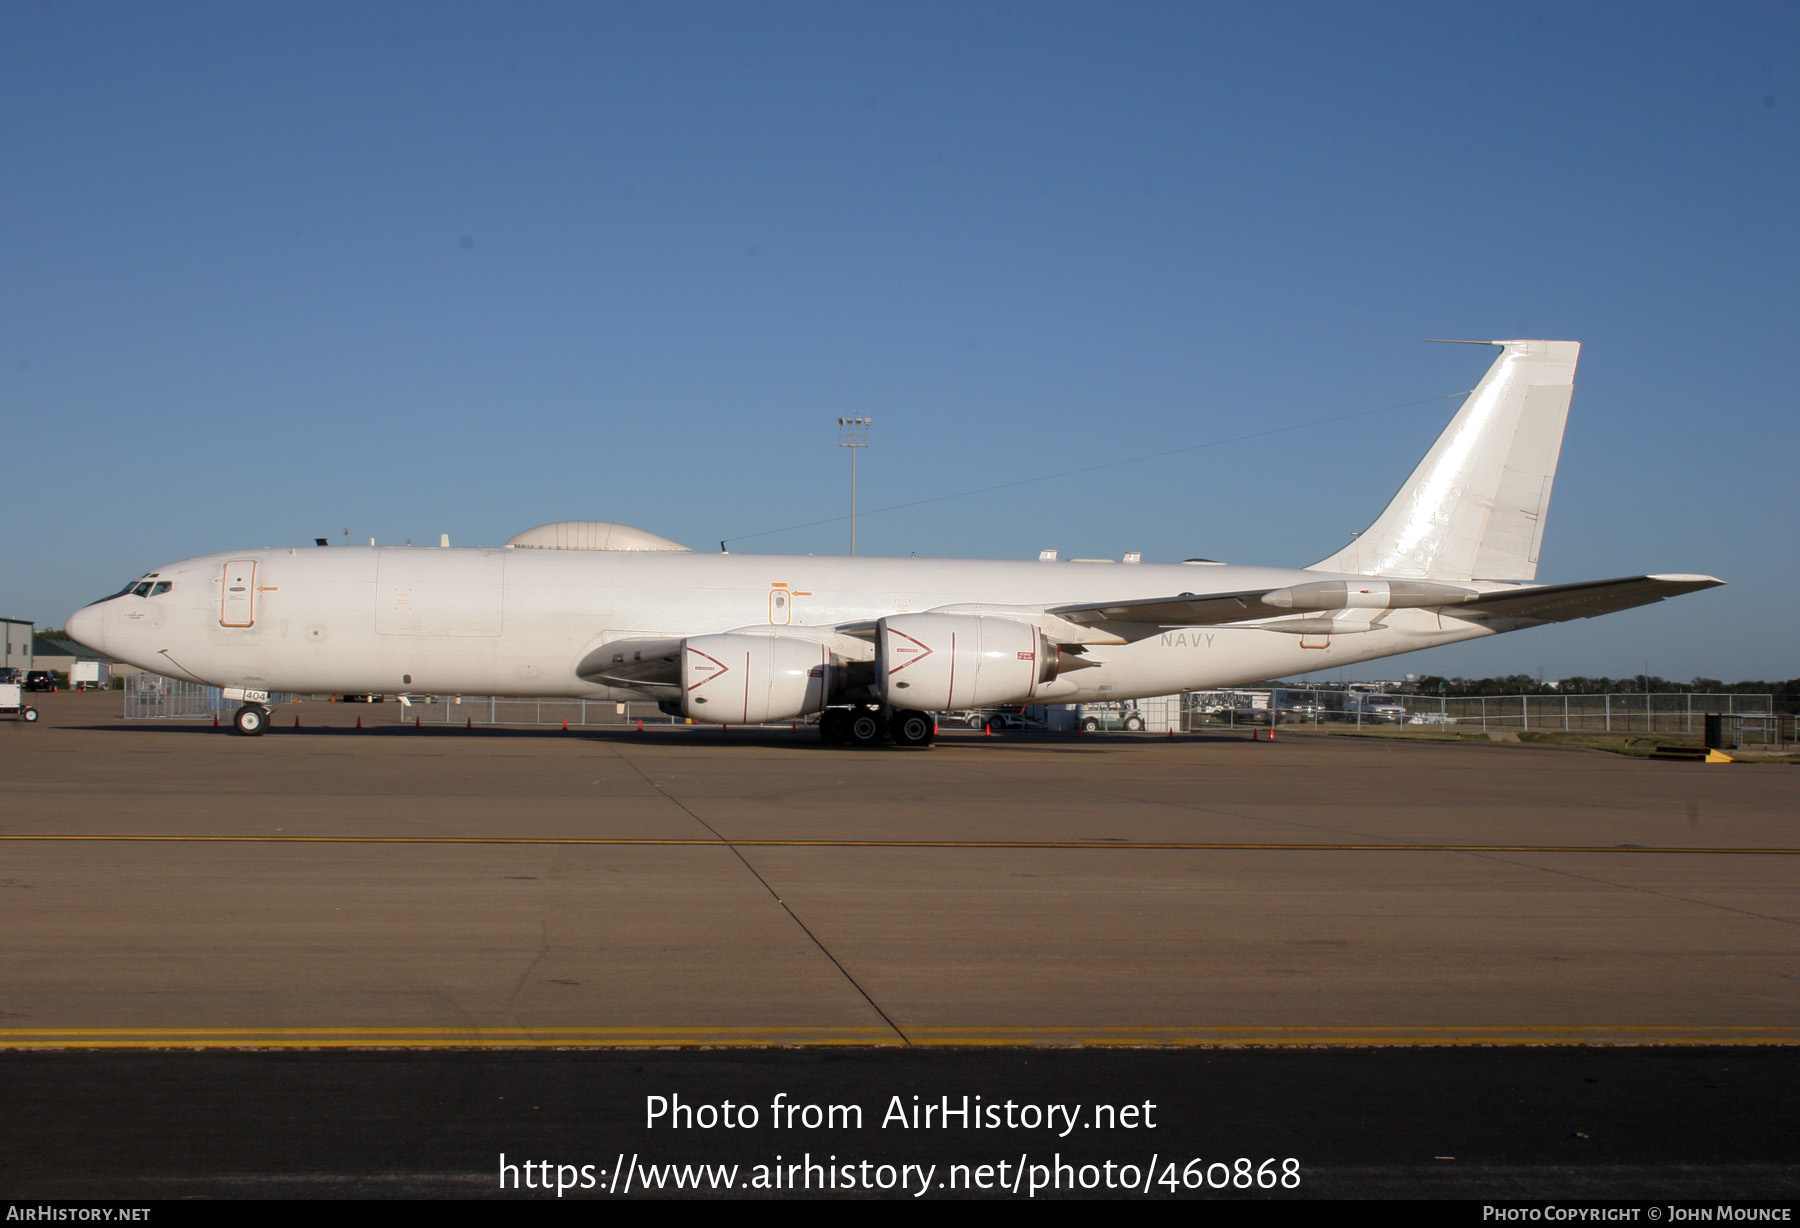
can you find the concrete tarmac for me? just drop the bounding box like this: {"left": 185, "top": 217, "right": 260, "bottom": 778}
{"left": 4, "top": 692, "right": 1796, "bottom": 1047}
{"left": 6, "top": 693, "right": 1799, "bottom": 1199}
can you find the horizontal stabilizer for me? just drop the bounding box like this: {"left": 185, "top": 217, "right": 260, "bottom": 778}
{"left": 1449, "top": 574, "right": 1723, "bottom": 624}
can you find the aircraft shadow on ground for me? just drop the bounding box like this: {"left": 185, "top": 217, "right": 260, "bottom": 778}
{"left": 72, "top": 721, "right": 1252, "bottom": 747}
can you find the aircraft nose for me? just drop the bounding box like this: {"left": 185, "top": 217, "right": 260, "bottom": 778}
{"left": 66, "top": 603, "right": 106, "bottom": 653}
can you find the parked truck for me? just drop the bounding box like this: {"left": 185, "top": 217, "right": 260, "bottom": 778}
{"left": 1342, "top": 691, "right": 1406, "bottom": 722}
{"left": 71, "top": 661, "right": 110, "bottom": 692}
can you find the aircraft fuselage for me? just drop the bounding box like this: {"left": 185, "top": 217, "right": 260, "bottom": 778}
{"left": 71, "top": 546, "right": 1493, "bottom": 703}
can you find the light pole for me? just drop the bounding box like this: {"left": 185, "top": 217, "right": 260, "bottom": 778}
{"left": 837, "top": 416, "right": 871, "bottom": 555}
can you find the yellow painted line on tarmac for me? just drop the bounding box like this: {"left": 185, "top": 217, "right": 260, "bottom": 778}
{"left": 1, "top": 1025, "right": 1795, "bottom": 1049}
{"left": 1, "top": 834, "right": 1795, "bottom": 854}
{"left": 903, "top": 1025, "right": 1800, "bottom": 1047}
{"left": 0, "top": 1026, "right": 901, "bottom": 1049}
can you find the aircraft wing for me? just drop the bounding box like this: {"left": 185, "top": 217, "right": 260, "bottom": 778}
{"left": 1049, "top": 590, "right": 1280, "bottom": 629}
{"left": 1047, "top": 577, "right": 1483, "bottom": 634}
{"left": 576, "top": 636, "right": 685, "bottom": 687}
{"left": 574, "top": 577, "right": 1721, "bottom": 687}
{"left": 1045, "top": 573, "right": 1721, "bottom": 638}
{"left": 1447, "top": 574, "right": 1724, "bottom": 624}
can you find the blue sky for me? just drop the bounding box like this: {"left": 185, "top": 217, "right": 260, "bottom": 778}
{"left": 5, "top": 1, "right": 1794, "bottom": 681}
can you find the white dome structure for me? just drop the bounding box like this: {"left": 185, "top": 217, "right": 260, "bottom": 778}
{"left": 505, "top": 521, "right": 692, "bottom": 552}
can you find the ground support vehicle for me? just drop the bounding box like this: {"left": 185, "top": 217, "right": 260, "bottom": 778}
{"left": 0, "top": 682, "right": 39, "bottom": 723}
{"left": 973, "top": 706, "right": 1047, "bottom": 732}
{"left": 1076, "top": 702, "right": 1146, "bottom": 732}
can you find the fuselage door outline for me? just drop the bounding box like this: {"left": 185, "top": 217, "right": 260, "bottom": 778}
{"left": 220, "top": 560, "right": 257, "bottom": 627}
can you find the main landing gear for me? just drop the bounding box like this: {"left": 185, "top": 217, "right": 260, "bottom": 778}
{"left": 232, "top": 703, "right": 270, "bottom": 736}
{"left": 818, "top": 705, "right": 934, "bottom": 748}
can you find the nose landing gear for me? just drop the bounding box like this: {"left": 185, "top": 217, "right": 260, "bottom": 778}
{"left": 232, "top": 704, "right": 270, "bottom": 736}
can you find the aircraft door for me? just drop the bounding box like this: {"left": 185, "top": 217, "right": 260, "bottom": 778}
{"left": 769, "top": 586, "right": 791, "bottom": 625}
{"left": 220, "top": 561, "right": 257, "bottom": 627}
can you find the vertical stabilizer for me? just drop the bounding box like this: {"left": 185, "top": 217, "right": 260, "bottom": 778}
{"left": 1310, "top": 339, "right": 1579, "bottom": 582}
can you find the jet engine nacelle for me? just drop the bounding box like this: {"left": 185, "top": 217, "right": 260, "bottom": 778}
{"left": 681, "top": 633, "right": 831, "bottom": 724}
{"left": 877, "top": 613, "right": 1061, "bottom": 710}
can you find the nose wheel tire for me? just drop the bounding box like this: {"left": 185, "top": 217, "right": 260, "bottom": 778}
{"left": 233, "top": 704, "right": 269, "bottom": 737}
{"left": 889, "top": 709, "right": 934, "bottom": 747}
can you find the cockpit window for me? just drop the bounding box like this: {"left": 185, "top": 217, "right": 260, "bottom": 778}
{"left": 150, "top": 582, "right": 172, "bottom": 596}
{"left": 131, "top": 582, "right": 153, "bottom": 597}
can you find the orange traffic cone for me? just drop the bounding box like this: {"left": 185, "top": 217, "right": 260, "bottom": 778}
{"left": 212, "top": 713, "right": 219, "bottom": 728}
{"left": 562, "top": 718, "right": 569, "bottom": 731}
{"left": 1167, "top": 728, "right": 1174, "bottom": 739}
{"left": 414, "top": 716, "right": 420, "bottom": 729}
{"left": 637, "top": 718, "right": 644, "bottom": 732}
{"left": 293, "top": 715, "right": 300, "bottom": 728}
{"left": 356, "top": 716, "right": 362, "bottom": 730}
{"left": 465, "top": 717, "right": 472, "bottom": 730}
{"left": 1268, "top": 724, "right": 1277, "bottom": 741}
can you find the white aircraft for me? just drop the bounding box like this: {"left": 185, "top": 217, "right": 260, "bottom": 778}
{"left": 68, "top": 340, "right": 1720, "bottom": 745}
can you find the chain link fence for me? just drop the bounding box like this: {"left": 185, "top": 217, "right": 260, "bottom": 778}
{"left": 1178, "top": 689, "right": 1785, "bottom": 745}
{"left": 404, "top": 696, "right": 690, "bottom": 728}
{"left": 1414, "top": 691, "right": 1774, "bottom": 736}
{"left": 117, "top": 682, "right": 678, "bottom": 728}
{"left": 122, "top": 675, "right": 300, "bottom": 720}
{"left": 119, "top": 674, "right": 1789, "bottom": 747}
